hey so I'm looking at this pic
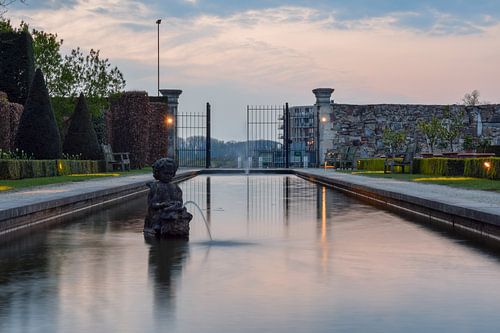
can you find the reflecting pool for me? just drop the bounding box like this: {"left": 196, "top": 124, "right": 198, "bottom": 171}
{"left": 1, "top": 175, "right": 500, "bottom": 333}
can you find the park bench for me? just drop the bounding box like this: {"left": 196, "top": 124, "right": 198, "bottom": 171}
{"left": 102, "top": 144, "right": 131, "bottom": 172}
{"left": 339, "top": 146, "right": 358, "bottom": 169}
{"left": 325, "top": 147, "right": 344, "bottom": 168}
{"left": 384, "top": 144, "right": 415, "bottom": 174}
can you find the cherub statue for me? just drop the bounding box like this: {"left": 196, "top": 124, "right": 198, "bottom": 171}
{"left": 144, "top": 158, "right": 193, "bottom": 239}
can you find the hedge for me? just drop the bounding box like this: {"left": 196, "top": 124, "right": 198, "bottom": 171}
{"left": 0, "top": 159, "right": 105, "bottom": 180}
{"left": 464, "top": 158, "right": 500, "bottom": 179}
{"left": 357, "top": 157, "right": 500, "bottom": 178}
{"left": 413, "top": 158, "right": 464, "bottom": 176}
{"left": 356, "top": 158, "right": 404, "bottom": 172}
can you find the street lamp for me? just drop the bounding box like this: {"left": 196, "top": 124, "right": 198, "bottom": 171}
{"left": 156, "top": 19, "right": 162, "bottom": 96}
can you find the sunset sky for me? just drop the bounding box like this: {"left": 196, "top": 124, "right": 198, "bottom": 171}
{"left": 7, "top": 0, "right": 500, "bottom": 140}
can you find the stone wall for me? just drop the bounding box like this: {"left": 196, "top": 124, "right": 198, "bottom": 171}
{"left": 0, "top": 91, "right": 23, "bottom": 150}
{"left": 326, "top": 103, "right": 500, "bottom": 157}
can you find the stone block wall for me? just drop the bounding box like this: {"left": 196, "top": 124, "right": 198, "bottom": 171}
{"left": 325, "top": 103, "right": 500, "bottom": 158}
{"left": 0, "top": 91, "right": 23, "bottom": 150}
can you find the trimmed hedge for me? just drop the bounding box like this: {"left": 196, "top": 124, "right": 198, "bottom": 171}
{"left": 464, "top": 158, "right": 500, "bottom": 179}
{"left": 357, "top": 158, "right": 404, "bottom": 172}
{"left": 0, "top": 31, "right": 35, "bottom": 105}
{"left": 16, "top": 69, "right": 62, "bottom": 159}
{"left": 356, "top": 157, "right": 500, "bottom": 178}
{"left": 0, "top": 159, "right": 104, "bottom": 180}
{"left": 413, "top": 158, "right": 464, "bottom": 176}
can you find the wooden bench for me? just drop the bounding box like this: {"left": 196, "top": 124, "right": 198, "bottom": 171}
{"left": 102, "top": 144, "right": 131, "bottom": 172}
{"left": 325, "top": 146, "right": 349, "bottom": 168}
{"left": 384, "top": 144, "right": 415, "bottom": 174}
{"left": 339, "top": 146, "right": 358, "bottom": 169}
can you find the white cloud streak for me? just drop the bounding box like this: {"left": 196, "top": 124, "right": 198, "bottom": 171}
{"left": 7, "top": 1, "right": 500, "bottom": 138}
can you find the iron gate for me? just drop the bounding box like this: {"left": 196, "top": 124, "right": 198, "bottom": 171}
{"left": 246, "top": 104, "right": 287, "bottom": 168}
{"left": 246, "top": 103, "right": 318, "bottom": 168}
{"left": 176, "top": 103, "right": 211, "bottom": 168}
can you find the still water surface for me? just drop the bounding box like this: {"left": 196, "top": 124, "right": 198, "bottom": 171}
{"left": 1, "top": 175, "right": 500, "bottom": 333}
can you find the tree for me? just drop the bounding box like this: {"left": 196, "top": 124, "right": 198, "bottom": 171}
{"left": 7, "top": 20, "right": 126, "bottom": 99}
{"left": 0, "top": 28, "right": 35, "bottom": 104}
{"left": 462, "top": 90, "right": 481, "bottom": 106}
{"left": 63, "top": 93, "right": 101, "bottom": 160}
{"left": 1, "top": 19, "right": 125, "bottom": 142}
{"left": 16, "top": 68, "right": 61, "bottom": 159}
{"left": 417, "top": 116, "right": 441, "bottom": 153}
{"left": 439, "top": 106, "right": 465, "bottom": 152}
{"left": 382, "top": 128, "right": 406, "bottom": 155}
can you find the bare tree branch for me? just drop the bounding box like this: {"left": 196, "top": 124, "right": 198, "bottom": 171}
{"left": 0, "top": 0, "right": 26, "bottom": 18}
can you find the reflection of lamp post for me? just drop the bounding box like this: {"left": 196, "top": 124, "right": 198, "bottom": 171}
{"left": 156, "top": 19, "right": 162, "bottom": 96}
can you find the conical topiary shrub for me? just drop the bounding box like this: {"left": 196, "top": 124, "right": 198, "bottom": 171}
{"left": 63, "top": 93, "right": 101, "bottom": 160}
{"left": 16, "top": 68, "right": 61, "bottom": 159}
{"left": 0, "top": 30, "right": 35, "bottom": 105}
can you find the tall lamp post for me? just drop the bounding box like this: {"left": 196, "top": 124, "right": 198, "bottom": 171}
{"left": 156, "top": 19, "right": 161, "bottom": 96}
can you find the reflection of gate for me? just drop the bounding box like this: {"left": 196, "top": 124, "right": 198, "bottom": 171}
{"left": 176, "top": 103, "right": 211, "bottom": 168}
{"left": 246, "top": 104, "right": 288, "bottom": 168}
{"left": 246, "top": 104, "right": 318, "bottom": 168}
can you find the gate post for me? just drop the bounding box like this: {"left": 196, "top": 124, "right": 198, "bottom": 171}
{"left": 285, "top": 103, "right": 290, "bottom": 168}
{"left": 206, "top": 102, "right": 211, "bottom": 169}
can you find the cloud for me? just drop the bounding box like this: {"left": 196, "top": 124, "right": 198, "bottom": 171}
{"left": 6, "top": 1, "right": 500, "bottom": 140}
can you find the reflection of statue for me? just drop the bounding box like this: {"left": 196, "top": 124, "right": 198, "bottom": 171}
{"left": 144, "top": 158, "right": 193, "bottom": 239}
{"left": 146, "top": 237, "right": 189, "bottom": 318}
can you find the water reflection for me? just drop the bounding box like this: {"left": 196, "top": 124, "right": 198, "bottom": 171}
{"left": 1, "top": 176, "right": 500, "bottom": 332}
{"left": 146, "top": 237, "right": 189, "bottom": 321}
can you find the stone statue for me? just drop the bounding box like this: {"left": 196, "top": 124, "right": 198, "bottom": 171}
{"left": 144, "top": 158, "right": 192, "bottom": 240}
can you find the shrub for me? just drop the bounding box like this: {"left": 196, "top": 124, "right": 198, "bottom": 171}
{"left": 16, "top": 68, "right": 62, "bottom": 159}
{"left": 413, "top": 158, "right": 464, "bottom": 176}
{"left": 0, "top": 159, "right": 102, "bottom": 180}
{"left": 63, "top": 93, "right": 101, "bottom": 160}
{"left": 357, "top": 158, "right": 386, "bottom": 171}
{"left": 464, "top": 158, "right": 500, "bottom": 179}
{"left": 0, "top": 30, "right": 35, "bottom": 105}
{"left": 357, "top": 158, "right": 403, "bottom": 172}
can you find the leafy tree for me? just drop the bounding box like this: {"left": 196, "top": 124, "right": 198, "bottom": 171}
{"left": 63, "top": 93, "right": 101, "bottom": 160}
{"left": 16, "top": 68, "right": 62, "bottom": 159}
{"left": 1, "top": 19, "right": 125, "bottom": 142}
{"left": 382, "top": 128, "right": 406, "bottom": 155}
{"left": 439, "top": 106, "right": 465, "bottom": 152}
{"left": 417, "top": 116, "right": 441, "bottom": 153}
{"left": 1, "top": 20, "right": 126, "bottom": 98}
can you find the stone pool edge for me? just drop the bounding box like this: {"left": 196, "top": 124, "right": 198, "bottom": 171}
{"left": 2, "top": 168, "right": 500, "bottom": 243}
{"left": 0, "top": 169, "right": 200, "bottom": 238}
{"left": 293, "top": 169, "right": 500, "bottom": 242}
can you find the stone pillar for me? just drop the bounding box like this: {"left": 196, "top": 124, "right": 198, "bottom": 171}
{"left": 313, "top": 88, "right": 334, "bottom": 165}
{"left": 160, "top": 89, "right": 182, "bottom": 160}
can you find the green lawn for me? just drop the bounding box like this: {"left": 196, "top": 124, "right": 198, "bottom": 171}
{"left": 340, "top": 170, "right": 500, "bottom": 191}
{"left": 0, "top": 167, "right": 152, "bottom": 192}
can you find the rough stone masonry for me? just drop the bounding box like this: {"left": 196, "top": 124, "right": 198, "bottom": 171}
{"left": 310, "top": 88, "right": 500, "bottom": 161}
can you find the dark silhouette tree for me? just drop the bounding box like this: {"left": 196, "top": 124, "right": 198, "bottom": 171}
{"left": 0, "top": 29, "right": 35, "bottom": 105}
{"left": 16, "top": 68, "right": 61, "bottom": 159}
{"left": 63, "top": 93, "right": 101, "bottom": 160}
